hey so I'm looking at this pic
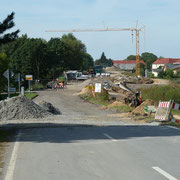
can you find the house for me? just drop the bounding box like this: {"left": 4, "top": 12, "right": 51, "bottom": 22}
{"left": 112, "top": 60, "right": 145, "bottom": 71}
{"left": 164, "top": 64, "right": 180, "bottom": 75}
{"left": 152, "top": 58, "right": 180, "bottom": 77}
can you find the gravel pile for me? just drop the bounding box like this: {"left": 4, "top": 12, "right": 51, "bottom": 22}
{"left": 39, "top": 101, "right": 61, "bottom": 115}
{"left": 0, "top": 96, "right": 53, "bottom": 121}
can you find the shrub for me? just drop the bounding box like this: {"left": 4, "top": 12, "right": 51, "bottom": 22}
{"left": 149, "top": 73, "right": 154, "bottom": 78}
{"left": 165, "top": 69, "right": 174, "bottom": 79}
{"left": 31, "top": 83, "right": 44, "bottom": 90}
{"left": 158, "top": 71, "right": 166, "bottom": 78}
{"left": 141, "top": 85, "right": 180, "bottom": 105}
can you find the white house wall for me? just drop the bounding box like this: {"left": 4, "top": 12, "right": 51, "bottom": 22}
{"left": 152, "top": 71, "right": 158, "bottom": 77}
{"left": 152, "top": 64, "right": 164, "bottom": 69}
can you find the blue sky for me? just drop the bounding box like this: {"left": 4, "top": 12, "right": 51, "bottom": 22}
{"left": 1, "top": 0, "right": 180, "bottom": 60}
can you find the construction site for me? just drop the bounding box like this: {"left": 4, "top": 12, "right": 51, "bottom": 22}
{"left": 1, "top": 2, "right": 180, "bottom": 179}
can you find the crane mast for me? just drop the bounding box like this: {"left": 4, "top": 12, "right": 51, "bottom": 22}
{"left": 45, "top": 27, "right": 142, "bottom": 76}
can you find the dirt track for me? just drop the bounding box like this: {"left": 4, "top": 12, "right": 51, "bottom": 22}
{"left": 33, "top": 82, "right": 144, "bottom": 125}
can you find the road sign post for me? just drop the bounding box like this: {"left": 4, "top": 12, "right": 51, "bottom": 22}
{"left": 18, "top": 73, "right": 21, "bottom": 94}
{"left": 7, "top": 69, "right": 10, "bottom": 98}
{"left": 3, "top": 69, "right": 14, "bottom": 98}
{"left": 25, "top": 75, "right": 33, "bottom": 93}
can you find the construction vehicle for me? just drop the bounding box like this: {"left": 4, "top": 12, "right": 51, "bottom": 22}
{"left": 94, "top": 65, "right": 103, "bottom": 74}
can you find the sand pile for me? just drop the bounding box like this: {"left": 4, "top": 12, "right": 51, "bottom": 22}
{"left": 131, "top": 99, "right": 154, "bottom": 116}
{"left": 78, "top": 87, "right": 90, "bottom": 95}
{"left": 0, "top": 96, "right": 53, "bottom": 121}
{"left": 107, "top": 101, "right": 126, "bottom": 108}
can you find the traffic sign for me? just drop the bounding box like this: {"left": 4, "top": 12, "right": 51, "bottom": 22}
{"left": 3, "top": 69, "right": 14, "bottom": 79}
{"left": 95, "top": 83, "right": 102, "bottom": 93}
{"left": 9, "top": 88, "right": 16, "bottom": 93}
{"left": 25, "top": 75, "right": 33, "bottom": 80}
{"left": 3, "top": 70, "right": 9, "bottom": 79}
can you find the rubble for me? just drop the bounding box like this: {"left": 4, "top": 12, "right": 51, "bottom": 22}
{"left": 131, "top": 99, "right": 154, "bottom": 116}
{"left": 39, "top": 101, "right": 61, "bottom": 114}
{"left": 0, "top": 96, "right": 54, "bottom": 121}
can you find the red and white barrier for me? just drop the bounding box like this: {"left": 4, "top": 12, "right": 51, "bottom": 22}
{"left": 155, "top": 100, "right": 180, "bottom": 123}
{"left": 158, "top": 101, "right": 171, "bottom": 108}
{"left": 171, "top": 102, "right": 180, "bottom": 124}
{"left": 155, "top": 101, "right": 171, "bottom": 121}
{"left": 155, "top": 116, "right": 166, "bottom": 121}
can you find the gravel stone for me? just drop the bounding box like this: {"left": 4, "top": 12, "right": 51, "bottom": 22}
{"left": 0, "top": 96, "right": 52, "bottom": 121}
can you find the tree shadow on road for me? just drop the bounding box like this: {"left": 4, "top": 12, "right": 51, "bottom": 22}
{"left": 0, "top": 123, "right": 179, "bottom": 144}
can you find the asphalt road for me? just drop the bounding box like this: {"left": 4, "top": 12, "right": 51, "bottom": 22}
{"left": 2, "top": 125, "right": 180, "bottom": 180}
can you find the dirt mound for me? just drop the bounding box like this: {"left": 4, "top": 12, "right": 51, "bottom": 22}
{"left": 131, "top": 99, "right": 154, "bottom": 116}
{"left": 0, "top": 96, "right": 53, "bottom": 121}
{"left": 78, "top": 87, "right": 90, "bottom": 95}
{"left": 108, "top": 101, "right": 126, "bottom": 108}
{"left": 101, "top": 101, "right": 127, "bottom": 110}
{"left": 105, "top": 66, "right": 120, "bottom": 71}
{"left": 78, "top": 79, "right": 92, "bottom": 89}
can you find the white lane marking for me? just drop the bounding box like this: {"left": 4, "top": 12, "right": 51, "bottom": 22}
{"left": 4, "top": 130, "right": 22, "bottom": 180}
{"left": 103, "top": 133, "right": 117, "bottom": 142}
{"left": 152, "top": 166, "right": 178, "bottom": 180}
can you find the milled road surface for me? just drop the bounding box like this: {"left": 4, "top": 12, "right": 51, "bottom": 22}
{"left": 1, "top": 82, "right": 180, "bottom": 180}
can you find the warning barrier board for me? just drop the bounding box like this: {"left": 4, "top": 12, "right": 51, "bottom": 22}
{"left": 155, "top": 101, "right": 171, "bottom": 121}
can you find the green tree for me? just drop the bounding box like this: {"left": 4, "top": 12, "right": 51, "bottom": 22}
{"left": 159, "top": 56, "right": 164, "bottom": 59}
{"left": 0, "top": 33, "right": 94, "bottom": 80}
{"left": 165, "top": 69, "right": 174, "bottom": 79}
{"left": 95, "top": 52, "right": 112, "bottom": 67}
{"left": 141, "top": 52, "right": 157, "bottom": 70}
{"left": 46, "top": 38, "right": 65, "bottom": 78}
{"left": 5, "top": 36, "right": 48, "bottom": 79}
{"left": 61, "top": 33, "right": 86, "bottom": 70}
{"left": 126, "top": 55, "right": 143, "bottom": 60}
{"left": 0, "top": 12, "right": 19, "bottom": 44}
{"left": 0, "top": 53, "right": 9, "bottom": 92}
{"left": 127, "top": 55, "right": 136, "bottom": 60}
{"left": 82, "top": 53, "right": 94, "bottom": 70}
{"left": 158, "top": 71, "right": 166, "bottom": 78}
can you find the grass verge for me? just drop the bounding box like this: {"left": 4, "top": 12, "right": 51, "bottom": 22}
{"left": 81, "top": 94, "right": 110, "bottom": 106}
{"left": 0, "top": 92, "right": 38, "bottom": 101}
{"left": 172, "top": 109, "right": 180, "bottom": 116}
{"left": 111, "top": 105, "right": 132, "bottom": 112}
{"left": 24, "top": 92, "right": 38, "bottom": 99}
{"left": 141, "top": 85, "right": 180, "bottom": 105}
{"left": 80, "top": 93, "right": 133, "bottom": 113}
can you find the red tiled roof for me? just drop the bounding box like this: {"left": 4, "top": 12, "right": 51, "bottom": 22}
{"left": 112, "top": 60, "right": 145, "bottom": 65}
{"left": 153, "top": 58, "right": 180, "bottom": 64}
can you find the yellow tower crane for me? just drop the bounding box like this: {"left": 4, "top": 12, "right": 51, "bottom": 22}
{"left": 45, "top": 25, "right": 144, "bottom": 76}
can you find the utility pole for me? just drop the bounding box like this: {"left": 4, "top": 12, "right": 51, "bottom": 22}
{"left": 45, "top": 26, "right": 144, "bottom": 76}
{"left": 18, "top": 73, "right": 21, "bottom": 94}
{"left": 7, "top": 69, "right": 10, "bottom": 98}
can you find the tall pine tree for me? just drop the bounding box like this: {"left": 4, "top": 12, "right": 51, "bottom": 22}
{"left": 0, "top": 12, "right": 19, "bottom": 44}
